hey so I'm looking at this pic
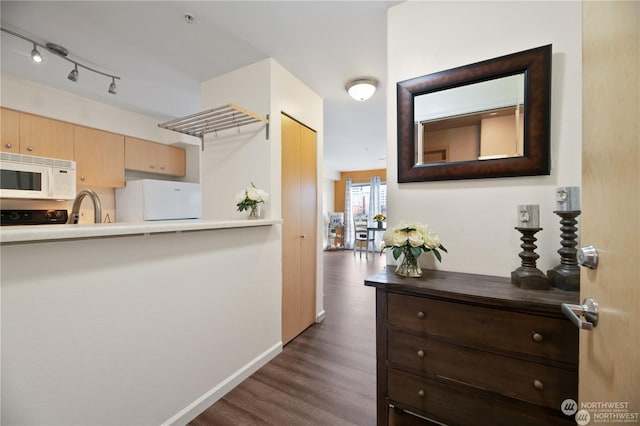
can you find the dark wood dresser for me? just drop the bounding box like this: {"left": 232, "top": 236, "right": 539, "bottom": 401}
{"left": 364, "top": 268, "right": 580, "bottom": 426}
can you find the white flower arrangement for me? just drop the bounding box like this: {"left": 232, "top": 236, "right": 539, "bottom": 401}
{"left": 381, "top": 222, "right": 447, "bottom": 262}
{"left": 235, "top": 182, "right": 269, "bottom": 212}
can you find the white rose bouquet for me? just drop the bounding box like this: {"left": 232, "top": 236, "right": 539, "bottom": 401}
{"left": 381, "top": 222, "right": 447, "bottom": 276}
{"left": 235, "top": 182, "right": 269, "bottom": 212}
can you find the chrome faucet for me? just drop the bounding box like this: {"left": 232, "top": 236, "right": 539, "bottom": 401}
{"left": 67, "top": 189, "right": 102, "bottom": 224}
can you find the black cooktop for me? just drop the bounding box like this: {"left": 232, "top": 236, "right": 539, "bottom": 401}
{"left": 0, "top": 209, "right": 69, "bottom": 226}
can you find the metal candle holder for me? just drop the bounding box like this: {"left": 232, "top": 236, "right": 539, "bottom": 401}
{"left": 547, "top": 210, "right": 581, "bottom": 291}
{"left": 511, "top": 227, "right": 550, "bottom": 290}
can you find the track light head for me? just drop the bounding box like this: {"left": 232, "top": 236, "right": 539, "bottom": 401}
{"left": 31, "top": 43, "right": 43, "bottom": 63}
{"left": 67, "top": 64, "right": 79, "bottom": 82}
{"left": 108, "top": 78, "right": 117, "bottom": 95}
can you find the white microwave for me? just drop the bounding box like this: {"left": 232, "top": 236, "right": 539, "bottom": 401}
{"left": 0, "top": 152, "right": 76, "bottom": 200}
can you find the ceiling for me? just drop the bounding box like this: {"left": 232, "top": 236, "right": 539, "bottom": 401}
{"left": 0, "top": 1, "right": 400, "bottom": 172}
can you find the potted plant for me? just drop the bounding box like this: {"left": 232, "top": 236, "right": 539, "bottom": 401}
{"left": 381, "top": 222, "right": 447, "bottom": 277}
{"left": 373, "top": 213, "right": 386, "bottom": 229}
{"left": 236, "top": 182, "right": 269, "bottom": 219}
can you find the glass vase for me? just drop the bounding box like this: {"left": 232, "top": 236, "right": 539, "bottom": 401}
{"left": 395, "top": 248, "right": 422, "bottom": 277}
{"left": 248, "top": 204, "right": 261, "bottom": 220}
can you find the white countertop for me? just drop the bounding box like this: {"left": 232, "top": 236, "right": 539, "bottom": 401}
{"left": 0, "top": 218, "right": 281, "bottom": 244}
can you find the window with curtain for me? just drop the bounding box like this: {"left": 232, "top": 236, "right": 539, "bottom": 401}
{"left": 350, "top": 182, "right": 387, "bottom": 221}
{"left": 344, "top": 177, "right": 387, "bottom": 250}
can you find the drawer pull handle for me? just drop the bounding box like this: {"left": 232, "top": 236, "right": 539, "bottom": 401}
{"left": 533, "top": 379, "right": 544, "bottom": 391}
{"left": 417, "top": 390, "right": 425, "bottom": 398}
{"left": 531, "top": 332, "right": 543, "bottom": 342}
{"left": 5, "top": 143, "right": 12, "bottom": 148}
{"left": 27, "top": 146, "right": 33, "bottom": 151}
{"left": 417, "top": 349, "right": 425, "bottom": 358}
{"left": 417, "top": 311, "right": 425, "bottom": 319}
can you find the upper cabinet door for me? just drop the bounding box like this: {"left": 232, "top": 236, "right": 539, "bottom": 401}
{"left": 19, "top": 112, "right": 74, "bottom": 160}
{"left": 125, "top": 136, "right": 157, "bottom": 173}
{"left": 74, "top": 126, "right": 125, "bottom": 188}
{"left": 160, "top": 145, "right": 186, "bottom": 176}
{"left": 0, "top": 108, "right": 20, "bottom": 153}
{"left": 125, "top": 136, "right": 185, "bottom": 176}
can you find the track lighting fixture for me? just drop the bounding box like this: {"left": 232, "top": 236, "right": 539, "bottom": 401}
{"left": 1, "top": 26, "right": 121, "bottom": 95}
{"left": 108, "top": 77, "right": 117, "bottom": 95}
{"left": 67, "top": 64, "right": 79, "bottom": 82}
{"left": 30, "top": 43, "right": 43, "bottom": 63}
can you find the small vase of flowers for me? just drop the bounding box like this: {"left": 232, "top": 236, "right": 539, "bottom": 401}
{"left": 236, "top": 182, "right": 269, "bottom": 219}
{"left": 373, "top": 213, "right": 386, "bottom": 229}
{"left": 381, "top": 222, "right": 447, "bottom": 277}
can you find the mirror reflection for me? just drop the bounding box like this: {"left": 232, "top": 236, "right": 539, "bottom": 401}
{"left": 414, "top": 74, "right": 525, "bottom": 165}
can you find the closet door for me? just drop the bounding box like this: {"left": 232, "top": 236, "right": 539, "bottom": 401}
{"left": 281, "top": 113, "right": 317, "bottom": 345}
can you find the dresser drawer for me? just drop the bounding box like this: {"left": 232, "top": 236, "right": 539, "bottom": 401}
{"left": 387, "top": 293, "right": 578, "bottom": 364}
{"left": 388, "top": 330, "right": 577, "bottom": 410}
{"left": 388, "top": 368, "right": 574, "bottom": 426}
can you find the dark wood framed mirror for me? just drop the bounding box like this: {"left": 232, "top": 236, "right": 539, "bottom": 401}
{"left": 397, "top": 45, "right": 552, "bottom": 182}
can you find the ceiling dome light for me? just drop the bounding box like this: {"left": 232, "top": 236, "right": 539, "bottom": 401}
{"left": 108, "top": 77, "right": 117, "bottom": 95}
{"left": 346, "top": 78, "right": 378, "bottom": 101}
{"left": 67, "top": 64, "right": 79, "bottom": 82}
{"left": 31, "top": 43, "right": 43, "bottom": 63}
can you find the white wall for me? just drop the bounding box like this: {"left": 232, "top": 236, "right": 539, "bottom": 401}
{"left": 1, "top": 73, "right": 196, "bottom": 145}
{"left": 387, "top": 1, "right": 582, "bottom": 276}
{"left": 200, "top": 60, "right": 271, "bottom": 221}
{"left": 1, "top": 228, "right": 282, "bottom": 425}
{"left": 199, "top": 58, "right": 326, "bottom": 318}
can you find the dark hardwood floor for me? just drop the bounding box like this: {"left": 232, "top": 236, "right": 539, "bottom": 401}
{"left": 189, "top": 250, "right": 386, "bottom": 426}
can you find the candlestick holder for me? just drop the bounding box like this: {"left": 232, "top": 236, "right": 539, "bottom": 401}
{"left": 511, "top": 227, "right": 550, "bottom": 290}
{"left": 547, "top": 210, "right": 581, "bottom": 291}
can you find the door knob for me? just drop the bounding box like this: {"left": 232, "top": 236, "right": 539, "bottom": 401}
{"left": 561, "top": 297, "right": 599, "bottom": 330}
{"left": 578, "top": 245, "right": 599, "bottom": 269}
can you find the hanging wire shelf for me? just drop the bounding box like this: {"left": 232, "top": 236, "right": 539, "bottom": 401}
{"left": 158, "top": 103, "right": 269, "bottom": 150}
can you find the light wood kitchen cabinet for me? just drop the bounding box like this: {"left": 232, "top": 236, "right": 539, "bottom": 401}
{"left": 19, "top": 112, "right": 75, "bottom": 160}
{"left": 124, "top": 136, "right": 185, "bottom": 176}
{"left": 74, "top": 125, "right": 125, "bottom": 188}
{"left": 1, "top": 107, "right": 20, "bottom": 153}
{"left": 1, "top": 109, "right": 74, "bottom": 159}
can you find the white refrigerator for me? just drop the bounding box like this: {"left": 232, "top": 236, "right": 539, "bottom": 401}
{"left": 116, "top": 179, "right": 202, "bottom": 222}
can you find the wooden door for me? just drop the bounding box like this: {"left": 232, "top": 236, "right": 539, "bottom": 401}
{"left": 580, "top": 1, "right": 639, "bottom": 419}
{"left": 281, "top": 113, "right": 317, "bottom": 345}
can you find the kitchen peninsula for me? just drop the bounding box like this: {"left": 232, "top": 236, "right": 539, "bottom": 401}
{"left": 0, "top": 218, "right": 280, "bottom": 243}
{"left": 1, "top": 218, "right": 284, "bottom": 424}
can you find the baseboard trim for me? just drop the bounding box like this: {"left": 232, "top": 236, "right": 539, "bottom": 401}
{"left": 162, "top": 341, "right": 283, "bottom": 426}
{"left": 316, "top": 309, "right": 326, "bottom": 323}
